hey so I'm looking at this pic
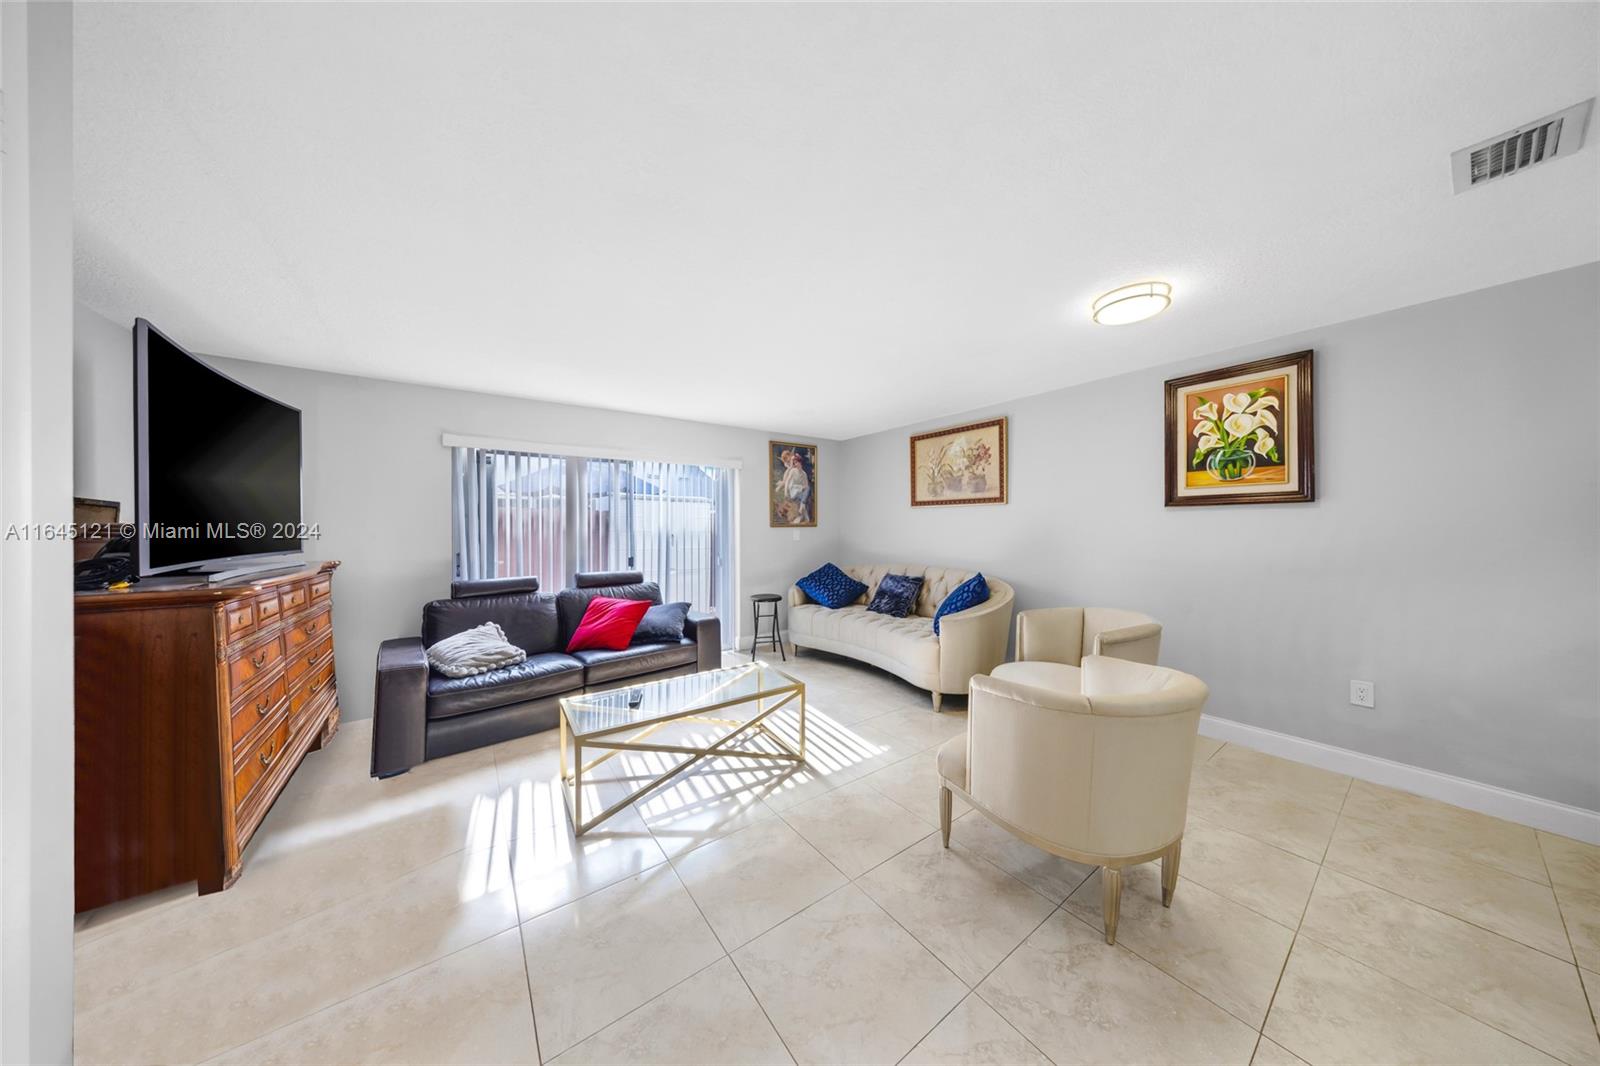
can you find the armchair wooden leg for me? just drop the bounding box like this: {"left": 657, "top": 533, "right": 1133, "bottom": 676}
{"left": 1102, "top": 867, "right": 1122, "bottom": 946}
{"left": 930, "top": 691, "right": 943, "bottom": 712}
{"left": 1161, "top": 839, "right": 1182, "bottom": 908}
{"left": 939, "top": 786, "right": 953, "bottom": 848}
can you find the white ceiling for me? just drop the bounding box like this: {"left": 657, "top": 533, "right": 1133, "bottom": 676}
{"left": 75, "top": 2, "right": 1599, "bottom": 440}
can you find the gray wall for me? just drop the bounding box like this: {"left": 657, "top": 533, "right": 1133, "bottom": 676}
{"left": 74, "top": 268, "right": 1600, "bottom": 809}
{"left": 73, "top": 303, "right": 841, "bottom": 721}
{"left": 838, "top": 264, "right": 1600, "bottom": 810}
{"left": 2, "top": 3, "right": 75, "bottom": 1062}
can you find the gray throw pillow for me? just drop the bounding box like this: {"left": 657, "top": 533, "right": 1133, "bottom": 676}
{"left": 633, "top": 601, "right": 691, "bottom": 644}
{"left": 425, "top": 621, "right": 527, "bottom": 678}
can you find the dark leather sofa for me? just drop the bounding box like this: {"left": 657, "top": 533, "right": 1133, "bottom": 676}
{"left": 369, "top": 570, "right": 721, "bottom": 778}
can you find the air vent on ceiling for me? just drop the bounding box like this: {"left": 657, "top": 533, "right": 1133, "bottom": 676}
{"left": 1452, "top": 98, "right": 1593, "bottom": 193}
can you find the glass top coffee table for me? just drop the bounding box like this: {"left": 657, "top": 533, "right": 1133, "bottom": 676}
{"left": 558, "top": 661, "right": 807, "bottom": 835}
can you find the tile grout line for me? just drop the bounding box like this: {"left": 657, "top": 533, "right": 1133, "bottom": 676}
{"left": 1314, "top": 860, "right": 1576, "bottom": 964}
{"left": 900, "top": 911, "right": 1062, "bottom": 1066}
{"left": 1253, "top": 858, "right": 1325, "bottom": 1066}
{"left": 1298, "top": 841, "right": 1589, "bottom": 1065}
{"left": 1537, "top": 832, "right": 1599, "bottom": 1040}
{"left": 533, "top": 863, "right": 739, "bottom": 1062}
{"left": 77, "top": 835, "right": 497, "bottom": 1022}
{"left": 1297, "top": 916, "right": 1584, "bottom": 1064}
{"left": 196, "top": 923, "right": 520, "bottom": 1065}
{"left": 1332, "top": 805, "right": 1558, "bottom": 890}
{"left": 1055, "top": 878, "right": 1281, "bottom": 1040}
{"left": 499, "top": 768, "right": 546, "bottom": 1066}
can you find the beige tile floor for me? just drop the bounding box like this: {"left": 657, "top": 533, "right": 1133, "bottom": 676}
{"left": 74, "top": 649, "right": 1600, "bottom": 1065}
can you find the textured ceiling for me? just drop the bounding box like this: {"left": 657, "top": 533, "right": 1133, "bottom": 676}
{"left": 75, "top": 2, "right": 1599, "bottom": 439}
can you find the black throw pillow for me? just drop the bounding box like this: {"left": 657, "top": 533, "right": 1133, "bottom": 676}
{"left": 632, "top": 601, "right": 691, "bottom": 643}
{"left": 867, "top": 573, "right": 924, "bottom": 618}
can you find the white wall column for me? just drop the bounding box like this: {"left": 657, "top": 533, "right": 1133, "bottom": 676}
{"left": 0, "top": 2, "right": 75, "bottom": 1062}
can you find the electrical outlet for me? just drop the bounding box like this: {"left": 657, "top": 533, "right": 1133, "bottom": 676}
{"left": 1350, "top": 680, "right": 1375, "bottom": 708}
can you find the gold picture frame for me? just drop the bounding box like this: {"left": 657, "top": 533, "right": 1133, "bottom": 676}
{"left": 768, "top": 440, "right": 818, "bottom": 527}
{"left": 910, "top": 417, "right": 1007, "bottom": 506}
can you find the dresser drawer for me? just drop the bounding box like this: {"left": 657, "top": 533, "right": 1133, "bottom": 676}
{"left": 255, "top": 591, "right": 282, "bottom": 628}
{"left": 286, "top": 634, "right": 333, "bottom": 686}
{"left": 227, "top": 632, "right": 285, "bottom": 696}
{"left": 280, "top": 582, "right": 311, "bottom": 616}
{"left": 234, "top": 715, "right": 291, "bottom": 809}
{"left": 286, "top": 604, "right": 332, "bottom": 651}
{"left": 224, "top": 600, "right": 256, "bottom": 641}
{"left": 290, "top": 672, "right": 335, "bottom": 737}
{"left": 310, "top": 575, "right": 332, "bottom": 602}
{"left": 290, "top": 657, "right": 336, "bottom": 718}
{"left": 229, "top": 673, "right": 288, "bottom": 749}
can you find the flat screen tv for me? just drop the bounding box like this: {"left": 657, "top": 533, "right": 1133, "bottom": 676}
{"left": 134, "top": 318, "right": 304, "bottom": 577}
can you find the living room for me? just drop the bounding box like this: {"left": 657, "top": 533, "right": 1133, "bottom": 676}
{"left": 3, "top": 3, "right": 1597, "bottom": 1065}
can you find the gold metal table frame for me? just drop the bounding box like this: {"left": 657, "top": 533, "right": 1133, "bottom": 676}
{"left": 558, "top": 663, "right": 807, "bottom": 835}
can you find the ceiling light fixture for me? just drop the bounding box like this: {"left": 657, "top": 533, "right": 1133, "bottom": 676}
{"left": 1091, "top": 281, "right": 1173, "bottom": 326}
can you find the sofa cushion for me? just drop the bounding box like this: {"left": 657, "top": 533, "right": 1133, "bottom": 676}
{"left": 571, "top": 640, "right": 697, "bottom": 684}
{"left": 814, "top": 606, "right": 939, "bottom": 677}
{"left": 867, "top": 573, "right": 923, "bottom": 618}
{"left": 567, "top": 596, "right": 652, "bottom": 652}
{"left": 633, "top": 601, "right": 690, "bottom": 644}
{"left": 557, "top": 579, "right": 661, "bottom": 643}
{"left": 423, "top": 589, "right": 561, "bottom": 655}
{"left": 992, "top": 659, "right": 1083, "bottom": 694}
{"left": 426, "top": 652, "right": 584, "bottom": 720}
{"left": 796, "top": 563, "right": 869, "bottom": 609}
{"left": 932, "top": 573, "right": 990, "bottom": 635}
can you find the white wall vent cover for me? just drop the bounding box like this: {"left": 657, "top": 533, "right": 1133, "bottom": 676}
{"left": 1452, "top": 98, "right": 1594, "bottom": 193}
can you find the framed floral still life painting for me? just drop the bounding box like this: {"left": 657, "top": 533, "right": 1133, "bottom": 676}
{"left": 1165, "top": 350, "right": 1314, "bottom": 506}
{"left": 910, "top": 417, "right": 1007, "bottom": 506}
{"left": 769, "top": 440, "right": 818, "bottom": 527}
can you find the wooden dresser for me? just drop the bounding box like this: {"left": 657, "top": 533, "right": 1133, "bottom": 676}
{"left": 75, "top": 561, "right": 342, "bottom": 912}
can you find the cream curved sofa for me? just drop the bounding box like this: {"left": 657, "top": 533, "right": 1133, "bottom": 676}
{"left": 787, "top": 564, "right": 1015, "bottom": 711}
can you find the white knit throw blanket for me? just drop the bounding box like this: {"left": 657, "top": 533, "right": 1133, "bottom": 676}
{"left": 425, "top": 621, "right": 528, "bottom": 678}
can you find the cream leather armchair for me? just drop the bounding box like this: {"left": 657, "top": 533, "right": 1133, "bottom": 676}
{"left": 936, "top": 654, "right": 1208, "bottom": 945}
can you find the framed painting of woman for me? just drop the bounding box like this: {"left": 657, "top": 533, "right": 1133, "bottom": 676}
{"left": 769, "top": 441, "right": 818, "bottom": 527}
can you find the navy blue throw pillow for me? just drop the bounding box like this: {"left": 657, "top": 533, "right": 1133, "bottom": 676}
{"left": 632, "top": 601, "right": 690, "bottom": 644}
{"left": 796, "top": 563, "right": 868, "bottom": 609}
{"left": 867, "top": 573, "right": 924, "bottom": 618}
{"left": 933, "top": 573, "right": 990, "bottom": 635}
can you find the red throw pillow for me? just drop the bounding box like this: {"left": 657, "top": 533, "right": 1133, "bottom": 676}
{"left": 566, "top": 596, "right": 653, "bottom": 653}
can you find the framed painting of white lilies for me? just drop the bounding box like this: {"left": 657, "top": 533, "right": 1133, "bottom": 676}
{"left": 1165, "top": 351, "right": 1314, "bottom": 506}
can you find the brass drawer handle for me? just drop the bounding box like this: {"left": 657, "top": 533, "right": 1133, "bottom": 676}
{"left": 302, "top": 620, "right": 319, "bottom": 635}
{"left": 250, "top": 650, "right": 269, "bottom": 669}
{"left": 259, "top": 740, "right": 278, "bottom": 768}
{"left": 310, "top": 679, "right": 326, "bottom": 695}
{"left": 255, "top": 695, "right": 271, "bottom": 717}
{"left": 306, "top": 652, "right": 323, "bottom": 667}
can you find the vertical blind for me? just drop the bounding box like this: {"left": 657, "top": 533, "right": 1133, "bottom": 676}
{"left": 451, "top": 446, "right": 737, "bottom": 634}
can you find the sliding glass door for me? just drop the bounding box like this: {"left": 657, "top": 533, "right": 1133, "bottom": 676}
{"left": 452, "top": 447, "right": 736, "bottom": 631}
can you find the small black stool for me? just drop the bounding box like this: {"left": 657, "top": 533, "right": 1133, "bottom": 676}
{"left": 749, "top": 593, "right": 786, "bottom": 661}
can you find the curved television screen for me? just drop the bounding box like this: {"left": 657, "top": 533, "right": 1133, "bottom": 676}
{"left": 135, "top": 319, "right": 303, "bottom": 575}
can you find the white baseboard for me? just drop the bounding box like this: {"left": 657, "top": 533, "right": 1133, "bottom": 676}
{"left": 1199, "top": 714, "right": 1600, "bottom": 845}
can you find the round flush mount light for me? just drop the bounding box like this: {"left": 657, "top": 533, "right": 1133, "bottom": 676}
{"left": 1091, "top": 280, "right": 1173, "bottom": 326}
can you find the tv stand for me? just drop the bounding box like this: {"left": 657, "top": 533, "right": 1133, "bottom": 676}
{"left": 74, "top": 561, "right": 342, "bottom": 911}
